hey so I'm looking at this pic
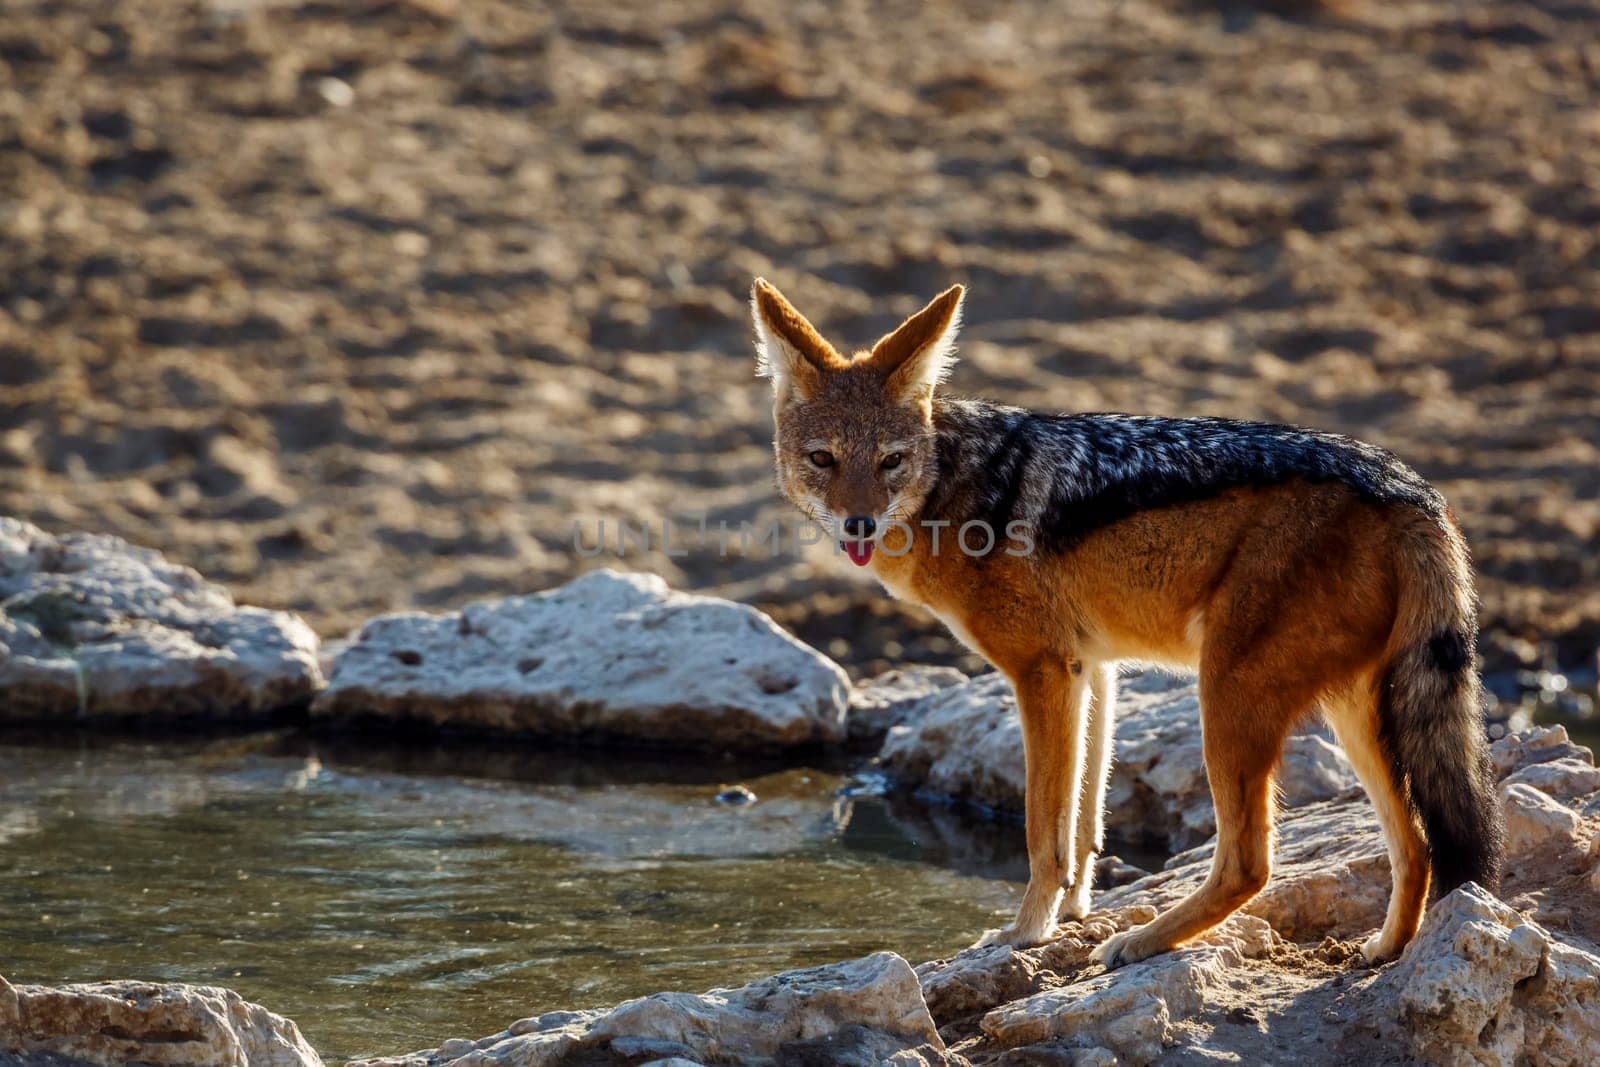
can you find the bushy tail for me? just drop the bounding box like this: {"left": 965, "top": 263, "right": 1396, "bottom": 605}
{"left": 1378, "top": 515, "right": 1505, "bottom": 895}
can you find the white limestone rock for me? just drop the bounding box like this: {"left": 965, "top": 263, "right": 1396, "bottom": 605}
{"left": 1489, "top": 723, "right": 1593, "bottom": 780}
{"left": 1502, "top": 756, "right": 1600, "bottom": 801}
{"left": 978, "top": 915, "right": 1278, "bottom": 1065}
{"left": 878, "top": 672, "right": 1026, "bottom": 815}
{"left": 915, "top": 911, "right": 1150, "bottom": 1022}
{"left": 0, "top": 518, "right": 322, "bottom": 721}
{"left": 1376, "top": 884, "right": 1600, "bottom": 1067}
{"left": 848, "top": 665, "right": 969, "bottom": 742}
{"left": 313, "top": 569, "right": 851, "bottom": 750}
{"left": 1500, "top": 782, "right": 1588, "bottom": 865}
{"left": 0, "top": 975, "right": 323, "bottom": 1067}
{"left": 347, "top": 951, "right": 945, "bottom": 1067}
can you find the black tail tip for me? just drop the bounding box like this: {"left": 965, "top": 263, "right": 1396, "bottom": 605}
{"left": 1431, "top": 851, "right": 1503, "bottom": 897}
{"left": 1425, "top": 796, "right": 1506, "bottom": 897}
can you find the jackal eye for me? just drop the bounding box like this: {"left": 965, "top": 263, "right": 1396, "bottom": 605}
{"left": 880, "top": 452, "right": 903, "bottom": 471}
{"left": 808, "top": 450, "right": 835, "bottom": 468}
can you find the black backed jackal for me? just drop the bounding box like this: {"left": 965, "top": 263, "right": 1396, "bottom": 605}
{"left": 752, "top": 278, "right": 1504, "bottom": 968}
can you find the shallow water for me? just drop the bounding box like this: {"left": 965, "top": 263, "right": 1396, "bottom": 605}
{"left": 0, "top": 733, "right": 1033, "bottom": 1062}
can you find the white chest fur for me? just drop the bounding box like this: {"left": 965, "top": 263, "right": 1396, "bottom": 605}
{"left": 873, "top": 564, "right": 988, "bottom": 660}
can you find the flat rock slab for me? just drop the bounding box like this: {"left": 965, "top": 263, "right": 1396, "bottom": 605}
{"left": 0, "top": 518, "right": 322, "bottom": 722}
{"left": 879, "top": 671, "right": 1358, "bottom": 849}
{"left": 348, "top": 951, "right": 947, "bottom": 1067}
{"left": 0, "top": 976, "right": 323, "bottom": 1067}
{"left": 313, "top": 569, "right": 851, "bottom": 750}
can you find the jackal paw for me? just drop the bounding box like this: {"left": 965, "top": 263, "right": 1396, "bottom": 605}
{"left": 974, "top": 921, "right": 1057, "bottom": 950}
{"left": 1061, "top": 878, "right": 1095, "bottom": 921}
{"left": 1092, "top": 925, "right": 1162, "bottom": 970}
{"left": 1360, "top": 931, "right": 1405, "bottom": 966}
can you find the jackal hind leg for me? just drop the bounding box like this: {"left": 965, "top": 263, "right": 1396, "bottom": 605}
{"left": 1094, "top": 677, "right": 1292, "bottom": 968}
{"left": 1323, "top": 682, "right": 1431, "bottom": 963}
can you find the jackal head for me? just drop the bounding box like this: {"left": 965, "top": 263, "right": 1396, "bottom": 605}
{"left": 751, "top": 278, "right": 964, "bottom": 566}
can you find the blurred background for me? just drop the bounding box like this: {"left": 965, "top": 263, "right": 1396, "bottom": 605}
{"left": 1, "top": 0, "right": 1596, "bottom": 704}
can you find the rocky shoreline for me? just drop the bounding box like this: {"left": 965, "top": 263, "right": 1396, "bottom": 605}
{"left": 4, "top": 518, "right": 1600, "bottom": 1065}
{"left": 9, "top": 718, "right": 1600, "bottom": 1067}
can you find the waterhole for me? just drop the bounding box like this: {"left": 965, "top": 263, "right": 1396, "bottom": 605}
{"left": 0, "top": 733, "right": 1035, "bottom": 1061}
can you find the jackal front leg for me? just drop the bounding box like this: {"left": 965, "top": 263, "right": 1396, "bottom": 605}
{"left": 1063, "top": 663, "right": 1117, "bottom": 920}
{"left": 977, "top": 656, "right": 1090, "bottom": 948}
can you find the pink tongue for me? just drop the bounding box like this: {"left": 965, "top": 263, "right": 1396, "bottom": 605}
{"left": 843, "top": 540, "right": 874, "bottom": 567}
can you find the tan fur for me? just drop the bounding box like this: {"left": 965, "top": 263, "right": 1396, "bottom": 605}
{"left": 753, "top": 280, "right": 1470, "bottom": 966}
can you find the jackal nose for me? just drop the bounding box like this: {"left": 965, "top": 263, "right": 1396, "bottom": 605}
{"left": 843, "top": 516, "right": 876, "bottom": 540}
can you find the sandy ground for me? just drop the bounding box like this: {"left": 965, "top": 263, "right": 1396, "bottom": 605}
{"left": 1, "top": 0, "right": 1597, "bottom": 683}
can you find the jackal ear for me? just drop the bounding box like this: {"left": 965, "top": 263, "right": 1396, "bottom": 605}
{"left": 751, "top": 278, "right": 844, "bottom": 402}
{"left": 868, "top": 285, "right": 964, "bottom": 402}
